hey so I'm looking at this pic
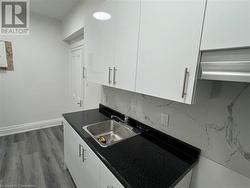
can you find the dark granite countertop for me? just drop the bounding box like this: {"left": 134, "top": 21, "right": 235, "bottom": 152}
{"left": 63, "top": 104, "right": 200, "bottom": 188}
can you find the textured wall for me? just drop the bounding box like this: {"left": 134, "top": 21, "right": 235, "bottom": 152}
{"left": 102, "top": 81, "right": 250, "bottom": 179}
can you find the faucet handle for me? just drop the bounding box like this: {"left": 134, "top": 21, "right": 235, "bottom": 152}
{"left": 124, "top": 115, "right": 129, "bottom": 124}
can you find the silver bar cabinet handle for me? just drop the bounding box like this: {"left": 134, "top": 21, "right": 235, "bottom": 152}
{"left": 113, "top": 67, "right": 117, "bottom": 85}
{"left": 82, "top": 148, "right": 86, "bottom": 162}
{"left": 79, "top": 144, "right": 82, "bottom": 157}
{"left": 182, "top": 68, "right": 189, "bottom": 98}
{"left": 83, "top": 67, "right": 85, "bottom": 79}
{"left": 108, "top": 67, "right": 112, "bottom": 84}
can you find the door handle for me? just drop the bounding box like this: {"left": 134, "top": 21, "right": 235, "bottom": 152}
{"left": 182, "top": 68, "right": 189, "bottom": 98}
{"left": 108, "top": 67, "right": 112, "bottom": 84}
{"left": 77, "top": 100, "right": 83, "bottom": 107}
{"left": 113, "top": 67, "right": 117, "bottom": 85}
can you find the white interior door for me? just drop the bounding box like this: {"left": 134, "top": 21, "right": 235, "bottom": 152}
{"left": 70, "top": 46, "right": 85, "bottom": 110}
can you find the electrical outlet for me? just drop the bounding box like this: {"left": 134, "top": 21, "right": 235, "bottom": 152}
{"left": 160, "top": 113, "right": 169, "bottom": 129}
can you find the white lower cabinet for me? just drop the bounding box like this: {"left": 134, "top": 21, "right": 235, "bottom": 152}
{"left": 64, "top": 120, "right": 124, "bottom": 188}
{"left": 99, "top": 161, "right": 123, "bottom": 188}
{"left": 174, "top": 170, "right": 192, "bottom": 188}
{"left": 64, "top": 120, "right": 82, "bottom": 187}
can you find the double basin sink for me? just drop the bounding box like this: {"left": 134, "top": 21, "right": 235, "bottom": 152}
{"left": 83, "top": 119, "right": 139, "bottom": 147}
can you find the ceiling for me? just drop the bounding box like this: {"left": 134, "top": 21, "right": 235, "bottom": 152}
{"left": 30, "top": 0, "right": 81, "bottom": 20}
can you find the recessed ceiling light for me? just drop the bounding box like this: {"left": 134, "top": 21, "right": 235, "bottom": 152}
{"left": 93, "top": 12, "right": 111, "bottom": 21}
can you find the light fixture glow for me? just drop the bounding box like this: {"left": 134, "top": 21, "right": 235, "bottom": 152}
{"left": 93, "top": 12, "right": 111, "bottom": 21}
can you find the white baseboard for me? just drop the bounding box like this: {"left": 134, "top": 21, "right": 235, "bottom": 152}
{"left": 0, "top": 118, "right": 63, "bottom": 137}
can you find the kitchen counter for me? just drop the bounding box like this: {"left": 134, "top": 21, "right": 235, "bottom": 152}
{"left": 63, "top": 104, "right": 200, "bottom": 188}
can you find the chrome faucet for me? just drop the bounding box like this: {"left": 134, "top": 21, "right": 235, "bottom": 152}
{"left": 111, "top": 115, "right": 129, "bottom": 124}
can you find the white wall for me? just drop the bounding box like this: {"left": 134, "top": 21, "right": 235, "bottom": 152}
{"left": 62, "top": 0, "right": 100, "bottom": 40}
{"left": 0, "top": 13, "right": 70, "bottom": 127}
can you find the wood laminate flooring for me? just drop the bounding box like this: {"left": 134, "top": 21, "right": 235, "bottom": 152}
{"left": 0, "top": 126, "right": 76, "bottom": 188}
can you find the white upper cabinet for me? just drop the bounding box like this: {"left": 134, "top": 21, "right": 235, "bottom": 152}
{"left": 201, "top": 0, "right": 250, "bottom": 50}
{"left": 86, "top": 0, "right": 140, "bottom": 91}
{"left": 86, "top": 1, "right": 116, "bottom": 87}
{"left": 136, "top": 0, "right": 206, "bottom": 104}
{"left": 113, "top": 0, "right": 140, "bottom": 91}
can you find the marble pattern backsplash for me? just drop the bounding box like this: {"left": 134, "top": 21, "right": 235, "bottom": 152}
{"left": 101, "top": 81, "right": 250, "bottom": 179}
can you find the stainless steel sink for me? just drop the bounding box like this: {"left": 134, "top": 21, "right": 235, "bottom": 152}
{"left": 83, "top": 120, "right": 139, "bottom": 147}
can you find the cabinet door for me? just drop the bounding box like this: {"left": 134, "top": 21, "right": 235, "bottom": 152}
{"left": 79, "top": 140, "right": 100, "bottom": 188}
{"left": 100, "top": 161, "right": 124, "bottom": 188}
{"left": 174, "top": 170, "right": 192, "bottom": 188}
{"left": 201, "top": 0, "right": 250, "bottom": 50}
{"left": 86, "top": 1, "right": 115, "bottom": 86}
{"left": 113, "top": 0, "right": 140, "bottom": 91}
{"left": 64, "top": 120, "right": 100, "bottom": 188}
{"left": 64, "top": 120, "right": 83, "bottom": 188}
{"left": 136, "top": 0, "right": 206, "bottom": 104}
